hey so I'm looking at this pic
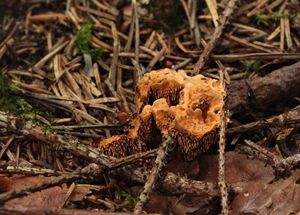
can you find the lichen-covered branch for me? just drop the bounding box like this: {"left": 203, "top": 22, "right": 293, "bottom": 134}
{"left": 218, "top": 70, "right": 229, "bottom": 215}
{"left": 275, "top": 154, "right": 300, "bottom": 176}
{"left": 160, "top": 172, "right": 241, "bottom": 197}
{"left": 238, "top": 140, "right": 300, "bottom": 176}
{"left": 0, "top": 163, "right": 103, "bottom": 205}
{"left": 227, "top": 105, "right": 300, "bottom": 134}
{"left": 0, "top": 111, "right": 112, "bottom": 167}
{"left": 133, "top": 136, "right": 174, "bottom": 215}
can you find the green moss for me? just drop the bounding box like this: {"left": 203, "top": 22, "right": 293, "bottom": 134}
{"left": 0, "top": 70, "right": 33, "bottom": 114}
{"left": 242, "top": 60, "right": 261, "bottom": 72}
{"left": 75, "top": 19, "right": 104, "bottom": 58}
{"left": 44, "top": 126, "right": 53, "bottom": 136}
{"left": 0, "top": 70, "right": 18, "bottom": 112}
{"left": 120, "top": 191, "right": 136, "bottom": 209}
{"left": 0, "top": 70, "right": 53, "bottom": 134}
{"left": 255, "top": 12, "right": 299, "bottom": 25}
{"left": 16, "top": 98, "right": 33, "bottom": 113}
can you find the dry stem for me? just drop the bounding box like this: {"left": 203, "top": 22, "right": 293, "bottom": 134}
{"left": 218, "top": 69, "right": 229, "bottom": 214}
{"left": 133, "top": 136, "right": 174, "bottom": 215}
{"left": 0, "top": 163, "right": 103, "bottom": 205}
{"left": 192, "top": 0, "right": 238, "bottom": 75}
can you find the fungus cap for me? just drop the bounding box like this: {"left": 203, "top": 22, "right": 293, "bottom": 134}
{"left": 98, "top": 135, "right": 147, "bottom": 158}
{"left": 97, "top": 68, "right": 225, "bottom": 161}
{"left": 135, "top": 68, "right": 225, "bottom": 160}
{"left": 135, "top": 69, "right": 184, "bottom": 112}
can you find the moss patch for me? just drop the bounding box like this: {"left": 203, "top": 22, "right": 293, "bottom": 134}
{"left": 75, "top": 19, "right": 105, "bottom": 58}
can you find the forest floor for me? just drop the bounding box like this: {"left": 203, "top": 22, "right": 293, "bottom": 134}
{"left": 0, "top": 0, "right": 300, "bottom": 214}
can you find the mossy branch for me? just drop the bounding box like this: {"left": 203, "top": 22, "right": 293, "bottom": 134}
{"left": 0, "top": 70, "right": 53, "bottom": 133}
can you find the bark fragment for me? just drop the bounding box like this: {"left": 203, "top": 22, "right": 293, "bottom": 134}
{"left": 227, "top": 61, "right": 300, "bottom": 115}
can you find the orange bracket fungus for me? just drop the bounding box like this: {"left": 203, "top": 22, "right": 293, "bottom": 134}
{"left": 98, "top": 68, "right": 225, "bottom": 161}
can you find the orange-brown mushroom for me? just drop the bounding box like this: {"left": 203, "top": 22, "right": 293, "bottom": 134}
{"left": 135, "top": 69, "right": 184, "bottom": 113}
{"left": 127, "top": 106, "right": 162, "bottom": 148}
{"left": 97, "top": 68, "right": 225, "bottom": 161}
{"left": 98, "top": 135, "right": 147, "bottom": 158}
{"left": 135, "top": 69, "right": 225, "bottom": 160}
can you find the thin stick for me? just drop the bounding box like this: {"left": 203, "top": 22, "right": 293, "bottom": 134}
{"left": 0, "top": 207, "right": 145, "bottom": 215}
{"left": 244, "top": 140, "right": 281, "bottom": 164}
{"left": 237, "top": 143, "right": 272, "bottom": 165}
{"left": 34, "top": 40, "right": 69, "bottom": 69}
{"left": 192, "top": 0, "right": 238, "bottom": 75}
{"left": 0, "top": 174, "right": 79, "bottom": 205}
{"left": 110, "top": 149, "right": 158, "bottom": 170}
{"left": 0, "top": 166, "right": 61, "bottom": 176}
{"left": 66, "top": 0, "right": 72, "bottom": 12}
{"left": 191, "top": 0, "right": 201, "bottom": 46}
{"left": 227, "top": 105, "right": 300, "bottom": 135}
{"left": 0, "top": 111, "right": 111, "bottom": 166}
{"left": 239, "top": 140, "right": 300, "bottom": 176}
{"left": 211, "top": 53, "right": 300, "bottom": 62}
{"left": 133, "top": 136, "right": 174, "bottom": 215}
{"left": 125, "top": 4, "right": 134, "bottom": 52}
{"left": 275, "top": 154, "right": 300, "bottom": 176}
{"left": 108, "top": 23, "right": 119, "bottom": 89}
{"left": 160, "top": 172, "right": 241, "bottom": 197}
{"left": 0, "top": 163, "right": 103, "bottom": 205}
{"left": 230, "top": 138, "right": 300, "bottom": 177}
{"left": 133, "top": 0, "right": 140, "bottom": 86}
{"left": 0, "top": 136, "right": 14, "bottom": 160}
{"left": 218, "top": 68, "right": 229, "bottom": 215}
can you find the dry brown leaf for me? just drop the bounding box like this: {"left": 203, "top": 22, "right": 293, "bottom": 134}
{"left": 3, "top": 176, "right": 68, "bottom": 210}
{"left": 170, "top": 195, "right": 218, "bottom": 215}
{"left": 165, "top": 154, "right": 200, "bottom": 179}
{"left": 169, "top": 196, "right": 200, "bottom": 215}
{"left": 197, "top": 151, "right": 274, "bottom": 184}
{"left": 69, "top": 184, "right": 106, "bottom": 202}
{"left": 231, "top": 170, "right": 300, "bottom": 215}
{"left": 0, "top": 176, "right": 12, "bottom": 193}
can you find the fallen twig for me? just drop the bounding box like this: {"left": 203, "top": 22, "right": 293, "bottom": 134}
{"left": 0, "top": 166, "right": 61, "bottom": 176}
{"left": 0, "top": 111, "right": 111, "bottom": 166}
{"left": 218, "top": 69, "right": 229, "bottom": 214}
{"left": 0, "top": 207, "right": 148, "bottom": 215}
{"left": 0, "top": 39, "right": 14, "bottom": 60}
{"left": 109, "top": 149, "right": 157, "bottom": 170}
{"left": 212, "top": 53, "right": 300, "bottom": 62}
{"left": 133, "top": 136, "right": 175, "bottom": 215}
{"left": 227, "top": 105, "right": 300, "bottom": 135}
{"left": 0, "top": 163, "right": 103, "bottom": 205}
{"left": 244, "top": 140, "right": 281, "bottom": 164}
{"left": 133, "top": 0, "right": 140, "bottom": 86}
{"left": 192, "top": 0, "right": 238, "bottom": 75}
{"left": 28, "top": 13, "right": 68, "bottom": 22}
{"left": 160, "top": 172, "right": 241, "bottom": 197}
{"left": 275, "top": 154, "right": 300, "bottom": 176}
{"left": 227, "top": 62, "right": 300, "bottom": 115}
{"left": 238, "top": 140, "right": 300, "bottom": 176}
